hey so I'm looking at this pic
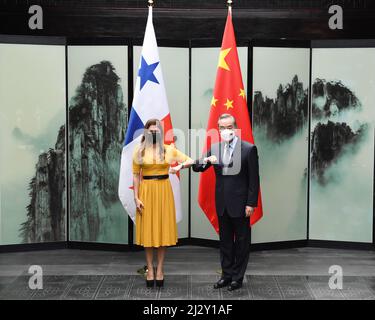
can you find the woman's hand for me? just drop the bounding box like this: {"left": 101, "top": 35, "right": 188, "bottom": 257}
{"left": 135, "top": 198, "right": 144, "bottom": 213}
{"left": 170, "top": 164, "right": 182, "bottom": 174}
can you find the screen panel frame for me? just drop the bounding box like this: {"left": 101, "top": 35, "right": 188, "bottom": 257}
{"left": 0, "top": 35, "right": 374, "bottom": 251}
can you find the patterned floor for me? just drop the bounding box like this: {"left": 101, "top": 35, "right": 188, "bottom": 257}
{"left": 1, "top": 274, "right": 375, "bottom": 300}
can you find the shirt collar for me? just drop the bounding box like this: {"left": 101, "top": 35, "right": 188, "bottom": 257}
{"left": 225, "top": 135, "right": 238, "bottom": 149}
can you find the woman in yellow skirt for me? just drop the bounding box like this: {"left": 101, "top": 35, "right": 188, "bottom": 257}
{"left": 132, "top": 118, "right": 194, "bottom": 288}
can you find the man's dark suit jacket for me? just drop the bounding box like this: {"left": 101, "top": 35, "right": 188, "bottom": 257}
{"left": 192, "top": 138, "right": 260, "bottom": 218}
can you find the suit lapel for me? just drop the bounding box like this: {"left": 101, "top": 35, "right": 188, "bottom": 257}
{"left": 219, "top": 141, "right": 225, "bottom": 166}
{"left": 231, "top": 137, "right": 242, "bottom": 167}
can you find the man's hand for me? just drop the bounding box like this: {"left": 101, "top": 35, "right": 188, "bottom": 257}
{"left": 245, "top": 206, "right": 254, "bottom": 218}
{"left": 204, "top": 155, "right": 218, "bottom": 164}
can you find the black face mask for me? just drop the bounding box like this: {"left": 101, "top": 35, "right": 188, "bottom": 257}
{"left": 150, "top": 131, "right": 161, "bottom": 144}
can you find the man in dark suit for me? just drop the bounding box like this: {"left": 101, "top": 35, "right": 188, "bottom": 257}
{"left": 192, "top": 113, "right": 260, "bottom": 291}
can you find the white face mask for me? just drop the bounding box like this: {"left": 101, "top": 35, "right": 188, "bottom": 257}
{"left": 220, "top": 129, "right": 235, "bottom": 142}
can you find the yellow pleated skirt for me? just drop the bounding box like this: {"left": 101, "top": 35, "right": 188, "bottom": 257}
{"left": 135, "top": 178, "right": 178, "bottom": 247}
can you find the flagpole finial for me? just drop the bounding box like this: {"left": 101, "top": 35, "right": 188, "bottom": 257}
{"left": 148, "top": 0, "right": 154, "bottom": 7}
{"left": 227, "top": 0, "right": 232, "bottom": 13}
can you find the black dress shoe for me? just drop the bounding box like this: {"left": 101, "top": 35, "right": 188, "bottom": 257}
{"left": 156, "top": 269, "right": 164, "bottom": 287}
{"left": 146, "top": 267, "right": 155, "bottom": 288}
{"left": 227, "top": 280, "right": 242, "bottom": 291}
{"left": 213, "top": 278, "right": 231, "bottom": 289}
{"left": 156, "top": 279, "right": 164, "bottom": 288}
{"left": 146, "top": 278, "right": 155, "bottom": 288}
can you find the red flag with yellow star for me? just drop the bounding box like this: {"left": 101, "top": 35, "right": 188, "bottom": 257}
{"left": 197, "top": 9, "right": 263, "bottom": 233}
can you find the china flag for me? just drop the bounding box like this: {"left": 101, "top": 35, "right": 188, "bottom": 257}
{"left": 197, "top": 9, "right": 263, "bottom": 233}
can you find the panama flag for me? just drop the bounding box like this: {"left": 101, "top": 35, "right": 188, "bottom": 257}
{"left": 118, "top": 6, "right": 183, "bottom": 223}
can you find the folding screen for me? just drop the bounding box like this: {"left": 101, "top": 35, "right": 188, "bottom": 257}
{"left": 251, "top": 46, "right": 310, "bottom": 243}
{"left": 0, "top": 42, "right": 66, "bottom": 244}
{"left": 309, "top": 47, "right": 375, "bottom": 242}
{"left": 1, "top": 40, "right": 374, "bottom": 249}
{"left": 67, "top": 45, "right": 129, "bottom": 244}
